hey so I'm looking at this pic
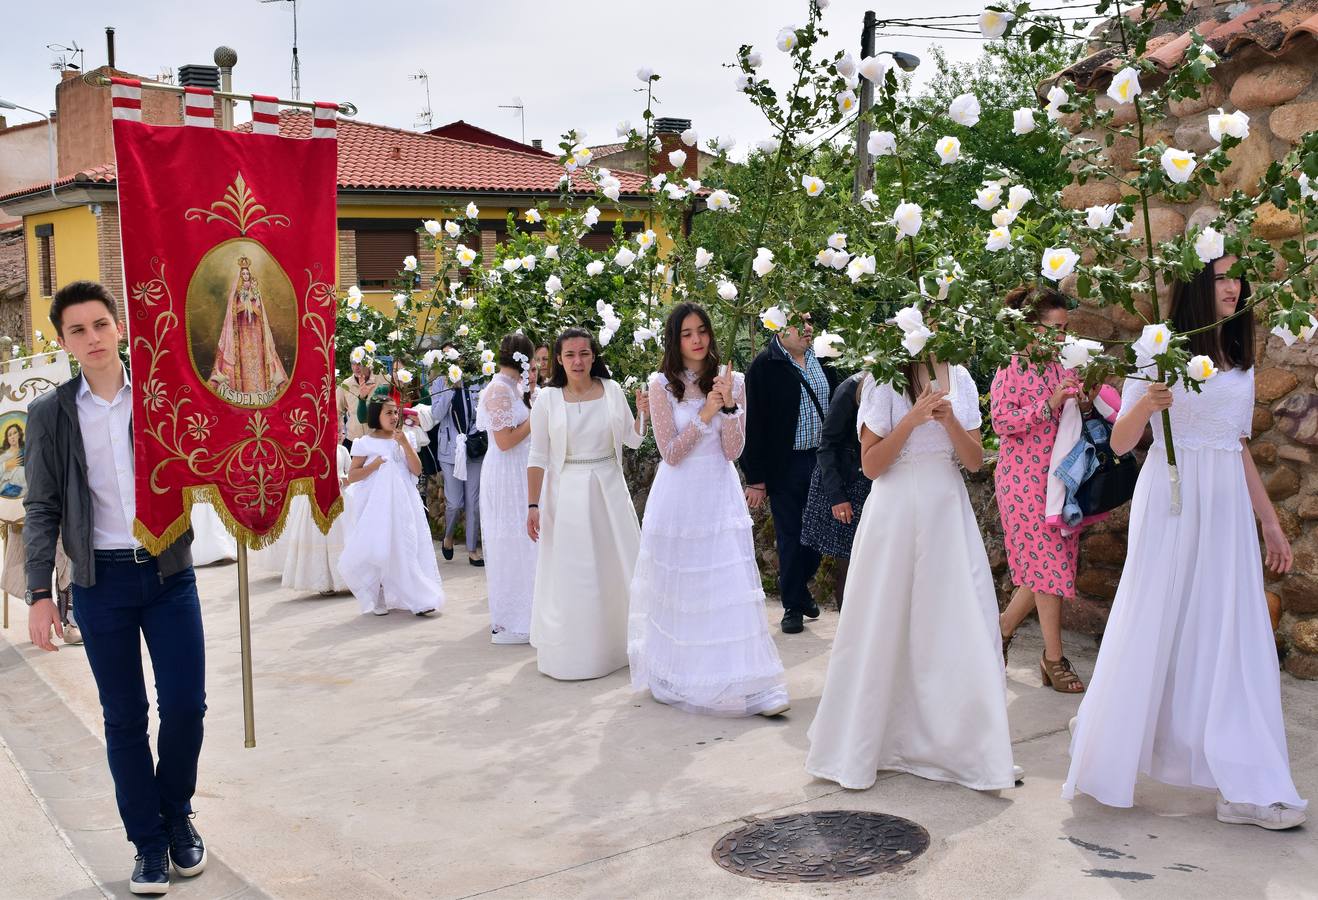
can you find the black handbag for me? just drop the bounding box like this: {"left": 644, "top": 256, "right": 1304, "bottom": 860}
{"left": 464, "top": 429, "right": 488, "bottom": 460}
{"left": 1074, "top": 410, "right": 1139, "bottom": 517}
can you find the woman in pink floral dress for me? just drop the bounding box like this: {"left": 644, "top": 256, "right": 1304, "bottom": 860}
{"left": 990, "top": 286, "right": 1085, "bottom": 693}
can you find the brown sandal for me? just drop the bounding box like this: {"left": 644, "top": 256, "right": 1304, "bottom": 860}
{"left": 1040, "top": 654, "right": 1086, "bottom": 693}
{"left": 1002, "top": 631, "right": 1015, "bottom": 666}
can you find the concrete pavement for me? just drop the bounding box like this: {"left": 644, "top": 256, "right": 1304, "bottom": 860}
{"left": 1, "top": 554, "right": 1315, "bottom": 899}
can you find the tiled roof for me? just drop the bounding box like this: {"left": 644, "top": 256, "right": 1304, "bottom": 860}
{"left": 1054, "top": 0, "right": 1318, "bottom": 91}
{"left": 0, "top": 114, "right": 648, "bottom": 203}
{"left": 589, "top": 142, "right": 628, "bottom": 157}
{"left": 0, "top": 163, "right": 117, "bottom": 203}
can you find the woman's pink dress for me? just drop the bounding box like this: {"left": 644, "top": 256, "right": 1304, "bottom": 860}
{"left": 990, "top": 360, "right": 1079, "bottom": 599}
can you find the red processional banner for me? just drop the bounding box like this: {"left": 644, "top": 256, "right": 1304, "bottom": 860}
{"left": 112, "top": 87, "right": 340, "bottom": 552}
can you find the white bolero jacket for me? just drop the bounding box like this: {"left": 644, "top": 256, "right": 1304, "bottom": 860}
{"left": 527, "top": 379, "right": 645, "bottom": 474}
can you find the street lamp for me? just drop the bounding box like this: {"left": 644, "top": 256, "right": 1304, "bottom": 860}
{"left": 879, "top": 50, "right": 921, "bottom": 72}
{"left": 0, "top": 98, "right": 57, "bottom": 201}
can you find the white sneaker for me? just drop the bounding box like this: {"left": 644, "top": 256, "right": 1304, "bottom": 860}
{"left": 62, "top": 625, "right": 84, "bottom": 646}
{"left": 1216, "top": 797, "right": 1307, "bottom": 830}
{"left": 1013, "top": 765, "right": 1025, "bottom": 784}
{"left": 757, "top": 702, "right": 790, "bottom": 717}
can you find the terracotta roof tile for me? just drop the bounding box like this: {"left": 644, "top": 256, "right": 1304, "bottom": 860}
{"left": 1053, "top": 0, "right": 1318, "bottom": 92}
{"left": 0, "top": 114, "right": 647, "bottom": 203}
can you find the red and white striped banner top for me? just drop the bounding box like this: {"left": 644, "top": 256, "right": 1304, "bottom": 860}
{"left": 183, "top": 87, "right": 215, "bottom": 128}
{"left": 250, "top": 94, "right": 280, "bottom": 134}
{"left": 311, "top": 101, "right": 337, "bottom": 139}
{"left": 110, "top": 77, "right": 142, "bottom": 121}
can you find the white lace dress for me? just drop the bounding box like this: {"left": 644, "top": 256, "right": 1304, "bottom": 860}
{"left": 339, "top": 432, "right": 446, "bottom": 616}
{"left": 806, "top": 368, "right": 1016, "bottom": 791}
{"left": 477, "top": 373, "right": 537, "bottom": 643}
{"left": 628, "top": 371, "right": 788, "bottom": 716}
{"left": 1064, "top": 367, "right": 1306, "bottom": 810}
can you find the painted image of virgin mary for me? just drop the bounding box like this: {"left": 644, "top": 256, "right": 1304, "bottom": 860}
{"left": 208, "top": 257, "right": 289, "bottom": 403}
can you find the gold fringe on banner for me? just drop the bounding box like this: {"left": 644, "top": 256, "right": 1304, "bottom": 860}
{"left": 133, "top": 477, "right": 344, "bottom": 557}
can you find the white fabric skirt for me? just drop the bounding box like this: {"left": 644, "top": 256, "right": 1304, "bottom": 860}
{"left": 628, "top": 453, "right": 787, "bottom": 716}
{"left": 190, "top": 502, "right": 237, "bottom": 566}
{"left": 1064, "top": 448, "right": 1306, "bottom": 809}
{"left": 277, "top": 494, "right": 347, "bottom": 594}
{"left": 339, "top": 465, "right": 445, "bottom": 616}
{"left": 806, "top": 454, "right": 1015, "bottom": 791}
{"left": 531, "top": 459, "right": 638, "bottom": 680}
{"left": 479, "top": 439, "right": 536, "bottom": 643}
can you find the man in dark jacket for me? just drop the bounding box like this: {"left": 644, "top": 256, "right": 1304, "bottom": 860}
{"left": 741, "top": 315, "right": 842, "bottom": 633}
{"left": 25, "top": 281, "right": 207, "bottom": 894}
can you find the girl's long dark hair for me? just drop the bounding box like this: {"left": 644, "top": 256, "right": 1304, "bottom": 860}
{"left": 549, "top": 327, "right": 611, "bottom": 388}
{"left": 659, "top": 302, "right": 720, "bottom": 402}
{"left": 1170, "top": 260, "right": 1254, "bottom": 370}
{"left": 497, "top": 332, "right": 537, "bottom": 408}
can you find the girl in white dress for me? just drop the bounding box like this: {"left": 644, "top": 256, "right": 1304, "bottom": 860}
{"left": 1064, "top": 256, "right": 1306, "bottom": 829}
{"left": 339, "top": 385, "right": 444, "bottom": 617}
{"left": 189, "top": 501, "right": 237, "bottom": 565}
{"left": 629, "top": 303, "right": 789, "bottom": 716}
{"left": 806, "top": 361, "right": 1020, "bottom": 791}
{"left": 526, "top": 327, "right": 648, "bottom": 680}
{"left": 477, "top": 334, "right": 539, "bottom": 644}
{"left": 274, "top": 444, "right": 351, "bottom": 594}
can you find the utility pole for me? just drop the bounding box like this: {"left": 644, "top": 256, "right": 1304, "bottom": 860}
{"left": 852, "top": 10, "right": 876, "bottom": 201}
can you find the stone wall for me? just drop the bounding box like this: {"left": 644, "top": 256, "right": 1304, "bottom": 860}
{"left": 1059, "top": 44, "right": 1318, "bottom": 676}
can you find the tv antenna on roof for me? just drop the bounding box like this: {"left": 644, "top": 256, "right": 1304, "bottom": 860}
{"left": 410, "top": 70, "right": 432, "bottom": 131}
{"left": 259, "top": 0, "right": 301, "bottom": 100}
{"left": 46, "top": 41, "right": 85, "bottom": 72}
{"left": 498, "top": 96, "right": 525, "bottom": 145}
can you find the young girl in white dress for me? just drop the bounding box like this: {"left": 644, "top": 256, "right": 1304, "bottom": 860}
{"left": 339, "top": 385, "right": 444, "bottom": 617}
{"left": 526, "top": 327, "right": 648, "bottom": 680}
{"left": 477, "top": 334, "right": 538, "bottom": 643}
{"left": 273, "top": 444, "right": 351, "bottom": 594}
{"left": 629, "top": 303, "right": 789, "bottom": 716}
{"left": 1064, "top": 256, "right": 1306, "bottom": 829}
{"left": 806, "top": 359, "right": 1021, "bottom": 791}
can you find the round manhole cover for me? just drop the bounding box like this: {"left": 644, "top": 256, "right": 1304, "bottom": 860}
{"left": 711, "top": 810, "right": 930, "bottom": 883}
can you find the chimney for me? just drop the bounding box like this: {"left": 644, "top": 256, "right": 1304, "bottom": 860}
{"left": 178, "top": 65, "right": 220, "bottom": 89}
{"left": 106, "top": 27, "right": 116, "bottom": 70}
{"left": 531, "top": 138, "right": 543, "bottom": 150}
{"left": 652, "top": 117, "right": 697, "bottom": 179}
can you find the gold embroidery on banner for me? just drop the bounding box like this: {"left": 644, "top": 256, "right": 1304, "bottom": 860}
{"left": 184, "top": 172, "right": 291, "bottom": 236}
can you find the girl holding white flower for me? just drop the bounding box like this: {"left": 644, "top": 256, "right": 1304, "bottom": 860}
{"left": 339, "top": 385, "right": 445, "bottom": 617}
{"left": 628, "top": 303, "right": 789, "bottom": 717}
{"left": 806, "top": 355, "right": 1021, "bottom": 792}
{"left": 476, "top": 334, "right": 539, "bottom": 644}
{"left": 526, "top": 328, "right": 648, "bottom": 680}
{"left": 1065, "top": 256, "right": 1307, "bottom": 830}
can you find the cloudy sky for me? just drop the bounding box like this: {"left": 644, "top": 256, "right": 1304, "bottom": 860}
{"left": 4, "top": 1, "right": 1089, "bottom": 149}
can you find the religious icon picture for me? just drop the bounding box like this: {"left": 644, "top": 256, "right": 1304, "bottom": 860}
{"left": 0, "top": 414, "right": 27, "bottom": 500}
{"left": 187, "top": 238, "right": 298, "bottom": 408}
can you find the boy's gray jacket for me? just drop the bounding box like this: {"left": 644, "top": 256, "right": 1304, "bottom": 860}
{"left": 23, "top": 377, "right": 192, "bottom": 592}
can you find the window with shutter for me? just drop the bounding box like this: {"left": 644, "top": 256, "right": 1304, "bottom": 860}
{"left": 38, "top": 235, "right": 54, "bottom": 297}
{"left": 356, "top": 229, "right": 418, "bottom": 288}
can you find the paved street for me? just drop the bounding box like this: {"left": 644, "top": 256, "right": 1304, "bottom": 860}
{"left": 2, "top": 554, "right": 1315, "bottom": 899}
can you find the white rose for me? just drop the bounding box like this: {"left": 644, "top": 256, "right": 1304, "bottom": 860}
{"left": 949, "top": 93, "right": 981, "bottom": 127}
{"left": 813, "top": 332, "right": 844, "bottom": 358}
{"left": 668, "top": 149, "right": 688, "bottom": 169}
{"left": 893, "top": 201, "right": 923, "bottom": 238}
{"left": 599, "top": 327, "right": 615, "bottom": 347}
{"left": 680, "top": 127, "right": 698, "bottom": 147}
{"left": 1060, "top": 336, "right": 1104, "bottom": 370}
{"left": 614, "top": 247, "right": 637, "bottom": 268}
{"left": 902, "top": 325, "right": 933, "bottom": 356}
{"left": 465, "top": 202, "right": 479, "bottom": 218}
{"left": 746, "top": 49, "right": 763, "bottom": 68}
{"left": 752, "top": 248, "right": 775, "bottom": 277}
{"left": 583, "top": 206, "right": 601, "bottom": 227}
{"left": 1133, "top": 322, "right": 1173, "bottom": 360}
{"left": 444, "top": 347, "right": 460, "bottom": 361}
{"left": 403, "top": 255, "right": 418, "bottom": 272}
{"left": 846, "top": 254, "right": 875, "bottom": 283}
{"left": 801, "top": 174, "right": 825, "bottom": 197}
{"left": 717, "top": 135, "right": 736, "bottom": 152}
{"left": 1045, "top": 84, "right": 1069, "bottom": 121}
{"left": 717, "top": 280, "right": 739, "bottom": 301}
{"left": 992, "top": 207, "right": 1018, "bottom": 227}
{"left": 637, "top": 67, "right": 655, "bottom": 83}
{"left": 858, "top": 55, "right": 889, "bottom": 84}
{"left": 1006, "top": 185, "right": 1033, "bottom": 211}
{"left": 694, "top": 247, "right": 714, "bottom": 269}
{"left": 837, "top": 90, "right": 858, "bottom": 114}
{"left": 616, "top": 120, "right": 631, "bottom": 138}
{"left": 985, "top": 227, "right": 1012, "bottom": 251}
{"left": 935, "top": 135, "right": 961, "bottom": 165}
{"left": 978, "top": 8, "right": 1014, "bottom": 38}
{"left": 867, "top": 130, "right": 897, "bottom": 157}
{"left": 545, "top": 274, "right": 563, "bottom": 295}
{"left": 521, "top": 255, "right": 537, "bottom": 271}
{"left": 456, "top": 245, "right": 477, "bottom": 267}
{"left": 1106, "top": 67, "right": 1142, "bottom": 105}
{"left": 363, "top": 340, "right": 377, "bottom": 353}
{"left": 544, "top": 244, "right": 558, "bottom": 259}
{"left": 1187, "top": 354, "right": 1218, "bottom": 382}
{"left": 586, "top": 260, "right": 606, "bottom": 276}
{"left": 894, "top": 306, "right": 925, "bottom": 333}
{"left": 775, "top": 26, "right": 799, "bottom": 52}
{"left": 828, "top": 232, "right": 847, "bottom": 250}
{"left": 524, "top": 208, "right": 542, "bottom": 224}
{"left": 396, "top": 368, "right": 414, "bottom": 385}
{"left": 1085, "top": 204, "right": 1116, "bottom": 229}
{"left": 1012, "top": 108, "right": 1037, "bottom": 135}
{"left": 707, "top": 189, "right": 733, "bottom": 211}
{"left": 1193, "top": 226, "right": 1225, "bottom": 264}
{"left": 760, "top": 306, "right": 788, "bottom": 332}
{"left": 973, "top": 182, "right": 1003, "bottom": 211}
{"left": 1040, "top": 246, "right": 1079, "bottom": 282}
{"left": 755, "top": 138, "right": 779, "bottom": 155}
{"left": 1208, "top": 108, "right": 1250, "bottom": 142}
{"left": 836, "top": 52, "right": 858, "bottom": 79}
{"left": 423, "top": 219, "right": 441, "bottom": 236}
{"left": 1161, "top": 147, "right": 1197, "bottom": 183}
{"left": 392, "top": 292, "right": 408, "bottom": 309}
{"left": 350, "top": 347, "right": 366, "bottom": 364}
